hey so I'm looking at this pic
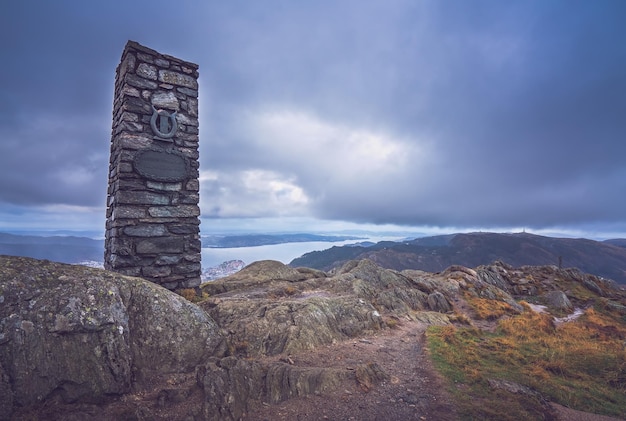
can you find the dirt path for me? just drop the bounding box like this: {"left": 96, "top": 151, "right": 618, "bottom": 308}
{"left": 246, "top": 320, "right": 459, "bottom": 421}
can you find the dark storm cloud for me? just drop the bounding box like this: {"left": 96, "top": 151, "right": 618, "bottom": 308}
{"left": 1, "top": 0, "right": 626, "bottom": 234}
{"left": 0, "top": 0, "right": 201, "bottom": 209}
{"left": 198, "top": 0, "right": 626, "bottom": 230}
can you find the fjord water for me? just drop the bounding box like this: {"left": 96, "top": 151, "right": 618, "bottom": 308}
{"left": 201, "top": 237, "right": 399, "bottom": 269}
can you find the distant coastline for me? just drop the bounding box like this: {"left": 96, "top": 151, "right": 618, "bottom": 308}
{"left": 201, "top": 233, "right": 364, "bottom": 248}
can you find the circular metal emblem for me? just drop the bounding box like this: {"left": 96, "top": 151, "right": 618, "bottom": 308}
{"left": 150, "top": 105, "right": 178, "bottom": 139}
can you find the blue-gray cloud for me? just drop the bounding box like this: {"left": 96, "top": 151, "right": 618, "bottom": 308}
{"left": 1, "top": 0, "right": 625, "bottom": 234}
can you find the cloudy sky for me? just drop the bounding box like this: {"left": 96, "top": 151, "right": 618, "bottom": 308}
{"left": 1, "top": 0, "right": 625, "bottom": 239}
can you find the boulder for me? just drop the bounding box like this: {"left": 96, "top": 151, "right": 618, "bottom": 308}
{"left": 203, "top": 260, "right": 313, "bottom": 296}
{"left": 427, "top": 291, "right": 453, "bottom": 313}
{"left": 204, "top": 296, "right": 384, "bottom": 356}
{"left": 0, "top": 256, "right": 223, "bottom": 415}
{"left": 542, "top": 290, "right": 573, "bottom": 311}
{"left": 196, "top": 356, "right": 380, "bottom": 421}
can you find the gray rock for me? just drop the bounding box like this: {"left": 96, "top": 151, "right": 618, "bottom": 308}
{"left": 197, "top": 356, "right": 372, "bottom": 421}
{"left": 583, "top": 279, "right": 604, "bottom": 296}
{"left": 0, "top": 363, "right": 12, "bottom": 421}
{"left": 159, "top": 70, "right": 198, "bottom": 89}
{"left": 151, "top": 91, "right": 179, "bottom": 110}
{"left": 542, "top": 290, "right": 573, "bottom": 311}
{"left": 427, "top": 291, "right": 452, "bottom": 313}
{"left": 0, "top": 256, "right": 224, "bottom": 411}
{"left": 205, "top": 296, "right": 384, "bottom": 356}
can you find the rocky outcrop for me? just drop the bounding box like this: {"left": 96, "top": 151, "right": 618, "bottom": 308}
{"left": 0, "top": 256, "right": 223, "bottom": 418}
{"left": 2, "top": 254, "right": 622, "bottom": 420}
{"left": 196, "top": 356, "right": 384, "bottom": 421}
{"left": 201, "top": 259, "right": 459, "bottom": 358}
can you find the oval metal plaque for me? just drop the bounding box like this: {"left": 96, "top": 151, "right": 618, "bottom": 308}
{"left": 133, "top": 150, "right": 189, "bottom": 182}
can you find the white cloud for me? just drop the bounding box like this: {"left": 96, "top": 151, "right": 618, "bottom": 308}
{"left": 250, "top": 109, "right": 416, "bottom": 177}
{"left": 202, "top": 107, "right": 436, "bottom": 220}
{"left": 200, "top": 168, "right": 309, "bottom": 218}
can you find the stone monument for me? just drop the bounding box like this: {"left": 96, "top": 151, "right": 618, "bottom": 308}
{"left": 104, "top": 41, "right": 201, "bottom": 291}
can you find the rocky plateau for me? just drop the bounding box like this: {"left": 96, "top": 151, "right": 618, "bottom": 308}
{"left": 1, "top": 254, "right": 624, "bottom": 420}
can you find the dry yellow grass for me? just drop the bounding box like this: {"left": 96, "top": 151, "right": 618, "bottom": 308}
{"left": 465, "top": 294, "right": 516, "bottom": 320}
{"left": 427, "top": 300, "right": 626, "bottom": 420}
{"left": 177, "top": 288, "right": 210, "bottom": 303}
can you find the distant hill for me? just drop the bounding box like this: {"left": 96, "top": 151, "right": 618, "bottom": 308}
{"left": 0, "top": 232, "right": 104, "bottom": 264}
{"left": 290, "top": 232, "right": 626, "bottom": 284}
{"left": 604, "top": 238, "right": 626, "bottom": 248}
{"left": 201, "top": 233, "right": 362, "bottom": 248}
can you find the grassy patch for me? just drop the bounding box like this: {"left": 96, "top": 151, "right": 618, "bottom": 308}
{"left": 427, "top": 302, "right": 626, "bottom": 420}
{"left": 177, "top": 288, "right": 210, "bottom": 303}
{"left": 464, "top": 294, "right": 516, "bottom": 320}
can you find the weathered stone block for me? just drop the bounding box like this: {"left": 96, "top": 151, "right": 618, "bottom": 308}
{"left": 188, "top": 239, "right": 202, "bottom": 252}
{"left": 109, "top": 239, "right": 134, "bottom": 256}
{"left": 108, "top": 254, "right": 140, "bottom": 268}
{"left": 148, "top": 205, "right": 200, "bottom": 218}
{"left": 184, "top": 254, "right": 202, "bottom": 263}
{"left": 125, "top": 73, "right": 158, "bottom": 90}
{"left": 176, "top": 112, "right": 197, "bottom": 126}
{"left": 118, "top": 162, "right": 133, "bottom": 173}
{"left": 117, "top": 132, "right": 153, "bottom": 150}
{"left": 137, "top": 63, "right": 157, "bottom": 80}
{"left": 178, "top": 193, "right": 200, "bottom": 204}
{"left": 155, "top": 255, "right": 182, "bottom": 265}
{"left": 186, "top": 179, "right": 199, "bottom": 191}
{"left": 117, "top": 191, "right": 170, "bottom": 205}
{"left": 155, "top": 58, "right": 170, "bottom": 68}
{"left": 116, "top": 179, "right": 146, "bottom": 191}
{"left": 172, "top": 263, "right": 201, "bottom": 274}
{"left": 146, "top": 181, "right": 182, "bottom": 191}
{"left": 112, "top": 206, "right": 146, "bottom": 219}
{"left": 151, "top": 91, "right": 179, "bottom": 111}
{"left": 124, "top": 224, "right": 168, "bottom": 237}
{"left": 159, "top": 70, "right": 198, "bottom": 89}
{"left": 121, "top": 85, "right": 140, "bottom": 98}
{"left": 136, "top": 237, "right": 184, "bottom": 254}
{"left": 118, "top": 112, "right": 140, "bottom": 124}
{"left": 187, "top": 97, "right": 198, "bottom": 117}
{"left": 121, "top": 96, "right": 151, "bottom": 114}
{"left": 142, "top": 265, "right": 171, "bottom": 277}
{"left": 168, "top": 223, "right": 199, "bottom": 235}
{"left": 121, "top": 51, "right": 136, "bottom": 69}
{"left": 177, "top": 87, "right": 198, "bottom": 98}
{"left": 119, "top": 121, "right": 143, "bottom": 132}
{"left": 137, "top": 52, "right": 154, "bottom": 63}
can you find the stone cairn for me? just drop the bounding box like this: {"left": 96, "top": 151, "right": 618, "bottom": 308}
{"left": 104, "top": 41, "right": 201, "bottom": 291}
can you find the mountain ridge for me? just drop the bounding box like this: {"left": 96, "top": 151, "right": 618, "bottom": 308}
{"left": 291, "top": 232, "right": 626, "bottom": 284}
{"left": 0, "top": 232, "right": 104, "bottom": 264}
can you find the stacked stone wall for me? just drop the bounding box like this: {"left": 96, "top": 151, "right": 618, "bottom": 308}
{"left": 105, "top": 41, "right": 201, "bottom": 290}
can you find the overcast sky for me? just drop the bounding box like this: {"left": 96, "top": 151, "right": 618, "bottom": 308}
{"left": 1, "top": 0, "right": 625, "bottom": 239}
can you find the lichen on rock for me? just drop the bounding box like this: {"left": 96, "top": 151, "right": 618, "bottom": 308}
{"left": 0, "top": 255, "right": 223, "bottom": 417}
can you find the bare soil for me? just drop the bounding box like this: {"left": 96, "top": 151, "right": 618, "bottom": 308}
{"left": 245, "top": 319, "right": 458, "bottom": 421}
{"left": 244, "top": 312, "right": 625, "bottom": 421}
